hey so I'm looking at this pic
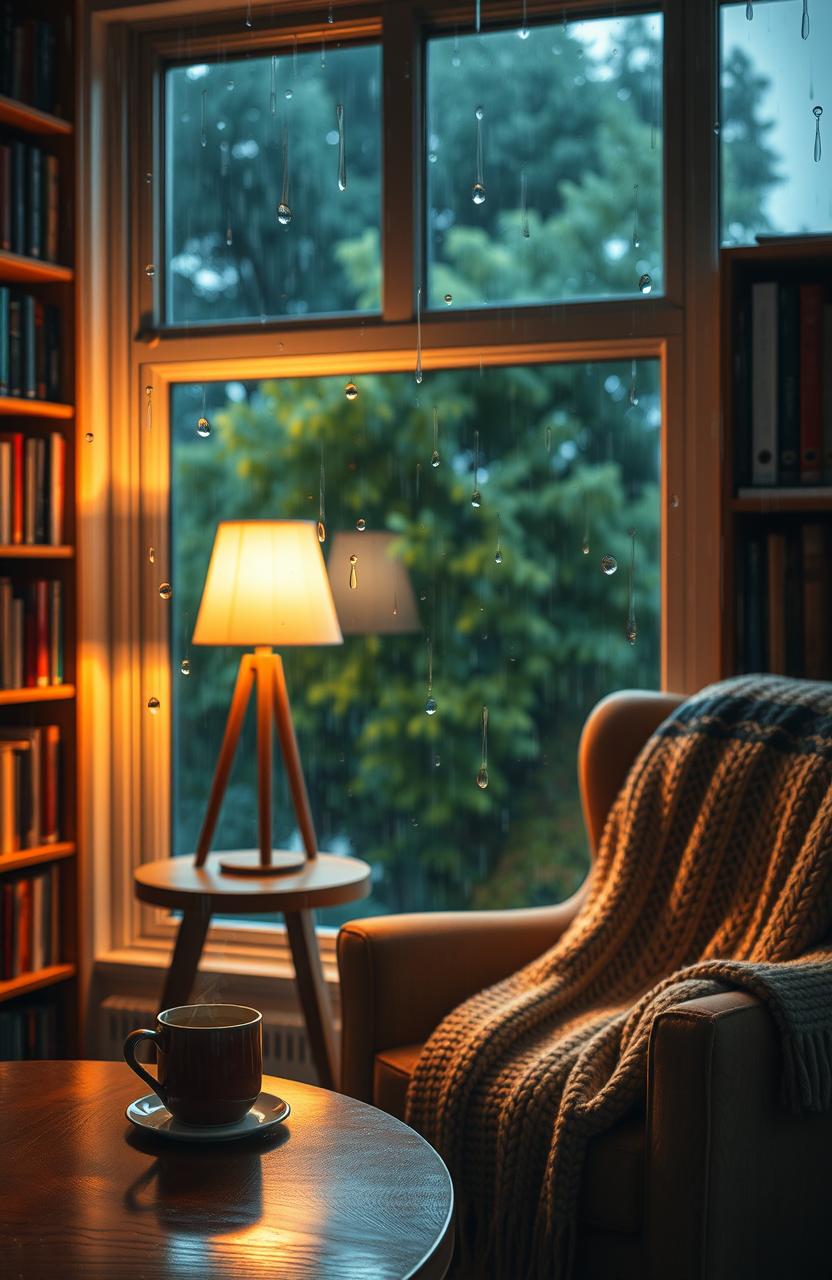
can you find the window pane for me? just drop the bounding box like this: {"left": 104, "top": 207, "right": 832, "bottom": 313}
{"left": 426, "top": 14, "right": 664, "bottom": 308}
{"left": 169, "top": 362, "right": 660, "bottom": 922}
{"left": 164, "top": 44, "right": 381, "bottom": 324}
{"left": 720, "top": 1, "right": 832, "bottom": 245}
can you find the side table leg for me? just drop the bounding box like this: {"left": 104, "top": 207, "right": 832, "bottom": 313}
{"left": 285, "top": 910, "right": 338, "bottom": 1089}
{"left": 159, "top": 907, "right": 211, "bottom": 1012}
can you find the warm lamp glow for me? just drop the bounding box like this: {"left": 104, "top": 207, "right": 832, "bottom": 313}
{"left": 193, "top": 520, "right": 343, "bottom": 647}
{"left": 327, "top": 532, "right": 421, "bottom": 635}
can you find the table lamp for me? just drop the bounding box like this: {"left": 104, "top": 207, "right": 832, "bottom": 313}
{"left": 191, "top": 520, "right": 342, "bottom": 876}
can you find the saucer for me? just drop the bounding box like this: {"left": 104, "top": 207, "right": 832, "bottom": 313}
{"left": 126, "top": 1091, "right": 290, "bottom": 1143}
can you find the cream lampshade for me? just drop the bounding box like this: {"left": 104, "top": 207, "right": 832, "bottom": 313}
{"left": 193, "top": 520, "right": 342, "bottom": 648}
{"left": 191, "top": 520, "right": 342, "bottom": 877}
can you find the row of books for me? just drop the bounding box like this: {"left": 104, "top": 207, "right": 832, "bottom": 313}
{"left": 0, "top": 864, "right": 60, "bottom": 980}
{"left": 0, "top": 431, "right": 65, "bottom": 544}
{"left": 735, "top": 282, "right": 832, "bottom": 489}
{"left": 737, "top": 522, "right": 830, "bottom": 679}
{"left": 0, "top": 288, "right": 61, "bottom": 401}
{"left": 0, "top": 1001, "right": 57, "bottom": 1059}
{"left": 0, "top": 725, "right": 61, "bottom": 853}
{"left": 0, "top": 579, "right": 64, "bottom": 690}
{"left": 0, "top": 8, "right": 58, "bottom": 115}
{"left": 0, "top": 142, "right": 61, "bottom": 261}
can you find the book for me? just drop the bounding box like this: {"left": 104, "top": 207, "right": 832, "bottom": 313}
{"left": 10, "top": 142, "right": 25, "bottom": 256}
{"left": 44, "top": 155, "right": 59, "bottom": 262}
{"left": 802, "top": 523, "right": 828, "bottom": 680}
{"left": 823, "top": 305, "right": 832, "bottom": 486}
{"left": 0, "top": 144, "right": 10, "bottom": 252}
{"left": 777, "top": 286, "right": 800, "bottom": 485}
{"left": 799, "top": 285, "right": 824, "bottom": 485}
{"left": 0, "top": 286, "right": 8, "bottom": 394}
{"left": 751, "top": 282, "right": 779, "bottom": 486}
{"left": 26, "top": 146, "right": 42, "bottom": 259}
{"left": 733, "top": 292, "right": 752, "bottom": 490}
{"left": 7, "top": 294, "right": 20, "bottom": 397}
{"left": 766, "top": 532, "right": 786, "bottom": 675}
{"left": 0, "top": 440, "right": 10, "bottom": 544}
{"left": 22, "top": 294, "right": 36, "bottom": 398}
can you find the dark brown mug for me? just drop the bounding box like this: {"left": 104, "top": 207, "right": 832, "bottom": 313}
{"left": 124, "top": 1004, "right": 262, "bottom": 1126}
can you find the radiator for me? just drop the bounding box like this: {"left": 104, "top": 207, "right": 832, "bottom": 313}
{"left": 98, "top": 995, "right": 320, "bottom": 1085}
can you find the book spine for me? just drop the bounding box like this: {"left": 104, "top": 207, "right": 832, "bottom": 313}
{"left": 733, "top": 292, "right": 752, "bottom": 491}
{"left": 44, "top": 155, "right": 59, "bottom": 263}
{"left": 34, "top": 435, "right": 46, "bottom": 543}
{"left": 23, "top": 436, "right": 36, "bottom": 543}
{"left": 49, "top": 579, "right": 60, "bottom": 683}
{"left": 34, "top": 300, "right": 45, "bottom": 400}
{"left": 49, "top": 432, "right": 64, "bottom": 545}
{"left": 777, "top": 285, "right": 800, "bottom": 485}
{"left": 0, "top": 577, "right": 10, "bottom": 688}
{"left": 8, "top": 294, "right": 21, "bottom": 397}
{"left": 766, "top": 532, "right": 786, "bottom": 675}
{"left": 43, "top": 724, "right": 59, "bottom": 841}
{"left": 22, "top": 294, "right": 36, "bottom": 398}
{"left": 0, "top": 747, "right": 14, "bottom": 854}
{"left": 27, "top": 146, "right": 42, "bottom": 259}
{"left": 799, "top": 284, "right": 824, "bottom": 485}
{"left": 0, "top": 440, "right": 10, "bottom": 544}
{"left": 10, "top": 143, "right": 25, "bottom": 256}
{"left": 822, "top": 305, "right": 832, "bottom": 486}
{"left": 45, "top": 306, "right": 60, "bottom": 400}
{"left": 11, "top": 595, "right": 22, "bottom": 689}
{"left": 0, "top": 145, "right": 10, "bottom": 253}
{"left": 11, "top": 432, "right": 22, "bottom": 544}
{"left": 752, "top": 287, "right": 779, "bottom": 485}
{"left": 17, "top": 876, "right": 32, "bottom": 975}
{"left": 0, "top": 285, "right": 8, "bottom": 394}
{"left": 35, "top": 579, "right": 48, "bottom": 686}
{"left": 802, "top": 523, "right": 829, "bottom": 680}
{"left": 31, "top": 872, "right": 43, "bottom": 972}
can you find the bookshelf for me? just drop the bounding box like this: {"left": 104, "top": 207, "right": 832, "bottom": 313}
{"left": 721, "top": 238, "right": 832, "bottom": 679}
{"left": 0, "top": 1, "right": 78, "bottom": 1062}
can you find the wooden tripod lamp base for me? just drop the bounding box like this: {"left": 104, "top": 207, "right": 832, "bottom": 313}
{"left": 193, "top": 648, "right": 318, "bottom": 877}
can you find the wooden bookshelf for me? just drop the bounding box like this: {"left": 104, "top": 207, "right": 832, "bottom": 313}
{"left": 721, "top": 240, "right": 832, "bottom": 677}
{"left": 0, "top": 841, "right": 74, "bottom": 875}
{"left": 0, "top": 396, "right": 74, "bottom": 419}
{"left": 0, "top": 95, "right": 72, "bottom": 138}
{"left": 0, "top": 964, "right": 76, "bottom": 1006}
{"left": 0, "top": 249, "right": 74, "bottom": 285}
{"left": 0, "top": 544, "right": 74, "bottom": 558}
{"left": 0, "top": 685, "right": 75, "bottom": 705}
{"left": 0, "top": 1, "right": 78, "bottom": 1058}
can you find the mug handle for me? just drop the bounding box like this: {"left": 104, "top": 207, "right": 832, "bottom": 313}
{"left": 123, "top": 1028, "right": 168, "bottom": 1107}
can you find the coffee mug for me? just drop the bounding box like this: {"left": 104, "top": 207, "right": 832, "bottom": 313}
{"left": 124, "top": 1004, "right": 262, "bottom": 1126}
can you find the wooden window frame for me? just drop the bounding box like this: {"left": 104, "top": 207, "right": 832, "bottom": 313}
{"left": 77, "top": 0, "right": 722, "bottom": 981}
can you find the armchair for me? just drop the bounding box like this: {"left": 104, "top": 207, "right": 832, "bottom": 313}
{"left": 337, "top": 690, "right": 832, "bottom": 1279}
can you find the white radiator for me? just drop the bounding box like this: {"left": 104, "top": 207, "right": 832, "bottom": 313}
{"left": 98, "top": 995, "right": 320, "bottom": 1084}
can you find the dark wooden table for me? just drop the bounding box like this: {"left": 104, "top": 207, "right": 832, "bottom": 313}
{"left": 0, "top": 1061, "right": 454, "bottom": 1279}
{"left": 134, "top": 852, "right": 371, "bottom": 1089}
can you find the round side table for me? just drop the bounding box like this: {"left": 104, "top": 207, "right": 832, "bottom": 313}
{"left": 134, "top": 851, "right": 371, "bottom": 1089}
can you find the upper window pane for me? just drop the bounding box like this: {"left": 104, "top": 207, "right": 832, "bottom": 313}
{"left": 425, "top": 13, "right": 664, "bottom": 309}
{"left": 164, "top": 43, "right": 381, "bottom": 325}
{"left": 720, "top": 1, "right": 832, "bottom": 245}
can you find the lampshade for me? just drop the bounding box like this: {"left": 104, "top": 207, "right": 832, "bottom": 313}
{"left": 327, "top": 531, "right": 421, "bottom": 635}
{"left": 193, "top": 520, "right": 343, "bottom": 647}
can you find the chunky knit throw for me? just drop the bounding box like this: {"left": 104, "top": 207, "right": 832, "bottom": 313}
{"left": 405, "top": 676, "right": 832, "bottom": 1279}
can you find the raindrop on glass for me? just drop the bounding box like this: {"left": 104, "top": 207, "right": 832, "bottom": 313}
{"left": 813, "top": 105, "right": 823, "bottom": 163}
{"left": 520, "top": 169, "right": 530, "bottom": 238}
{"left": 200, "top": 89, "right": 208, "bottom": 147}
{"left": 327, "top": 3, "right": 334, "bottom": 21}
{"left": 670, "top": 493, "right": 680, "bottom": 509}
{"left": 284, "top": 87, "right": 293, "bottom": 100}
{"left": 336, "top": 103, "right": 347, "bottom": 191}
{"left": 196, "top": 416, "right": 211, "bottom": 437}
{"left": 145, "top": 263, "right": 156, "bottom": 278}
{"left": 629, "top": 358, "right": 639, "bottom": 407}
{"left": 269, "top": 54, "right": 277, "bottom": 115}
{"left": 475, "top": 0, "right": 481, "bottom": 33}
{"left": 145, "top": 385, "right": 153, "bottom": 432}
{"left": 431, "top": 407, "right": 441, "bottom": 467}
{"left": 349, "top": 554, "right": 357, "bottom": 590}
{"left": 345, "top": 381, "right": 359, "bottom": 401}
{"left": 518, "top": 0, "right": 529, "bottom": 38}
{"left": 545, "top": 424, "right": 552, "bottom": 454}
{"left": 443, "top": 293, "right": 453, "bottom": 305}
{"left": 278, "top": 123, "right": 292, "bottom": 224}
{"left": 802, "top": 0, "right": 810, "bottom": 39}
{"left": 147, "top": 697, "right": 160, "bottom": 715}
{"left": 317, "top": 520, "right": 326, "bottom": 543}
{"left": 159, "top": 582, "right": 172, "bottom": 600}
{"left": 626, "top": 528, "right": 637, "bottom": 646}
{"left": 745, "top": 1, "right": 753, "bottom": 18}
{"left": 277, "top": 203, "right": 292, "bottom": 225}
{"left": 476, "top": 767, "right": 489, "bottom": 789}
{"left": 471, "top": 488, "right": 481, "bottom": 508}
{"left": 245, "top": 0, "right": 253, "bottom": 28}
{"left": 355, "top": 517, "right": 366, "bottom": 532}
{"left": 632, "top": 183, "right": 640, "bottom": 249}
{"left": 638, "top": 273, "right": 653, "bottom": 295}
{"left": 471, "top": 428, "right": 481, "bottom": 507}
{"left": 425, "top": 696, "right": 438, "bottom": 716}
{"left": 84, "top": 431, "right": 94, "bottom": 443}
{"left": 148, "top": 546, "right": 155, "bottom": 564}
{"left": 415, "top": 286, "right": 423, "bottom": 384}
{"left": 472, "top": 106, "right": 486, "bottom": 204}
{"left": 476, "top": 705, "right": 489, "bottom": 789}
{"left": 581, "top": 539, "right": 590, "bottom": 555}
{"left": 495, "top": 514, "right": 503, "bottom": 564}
{"left": 600, "top": 554, "right": 617, "bottom": 576}
{"left": 180, "top": 658, "right": 191, "bottom": 676}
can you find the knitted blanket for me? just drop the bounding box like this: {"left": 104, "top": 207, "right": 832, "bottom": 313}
{"left": 405, "top": 676, "right": 832, "bottom": 1279}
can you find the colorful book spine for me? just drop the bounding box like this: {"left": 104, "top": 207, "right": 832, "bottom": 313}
{"left": 0, "top": 866, "right": 60, "bottom": 980}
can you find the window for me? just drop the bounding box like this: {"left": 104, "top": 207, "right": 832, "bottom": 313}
{"left": 165, "top": 42, "right": 382, "bottom": 324}
{"left": 426, "top": 13, "right": 664, "bottom": 307}
{"left": 169, "top": 362, "right": 660, "bottom": 920}
{"left": 720, "top": 0, "right": 832, "bottom": 245}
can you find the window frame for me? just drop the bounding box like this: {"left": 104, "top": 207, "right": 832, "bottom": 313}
{"left": 77, "top": 0, "right": 722, "bottom": 976}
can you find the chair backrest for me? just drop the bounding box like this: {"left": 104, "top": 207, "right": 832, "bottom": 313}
{"left": 578, "top": 689, "right": 685, "bottom": 858}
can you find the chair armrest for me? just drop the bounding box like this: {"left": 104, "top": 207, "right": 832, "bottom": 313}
{"left": 645, "top": 990, "right": 832, "bottom": 1280}
{"left": 337, "top": 894, "right": 584, "bottom": 1100}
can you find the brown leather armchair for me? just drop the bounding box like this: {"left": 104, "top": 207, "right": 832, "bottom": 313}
{"left": 338, "top": 691, "right": 832, "bottom": 1279}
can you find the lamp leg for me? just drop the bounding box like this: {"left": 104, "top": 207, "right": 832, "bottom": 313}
{"left": 159, "top": 906, "right": 211, "bottom": 1012}
{"left": 285, "top": 910, "right": 337, "bottom": 1089}
{"left": 272, "top": 655, "right": 318, "bottom": 860}
{"left": 256, "top": 652, "right": 273, "bottom": 868}
{"left": 194, "top": 655, "right": 255, "bottom": 867}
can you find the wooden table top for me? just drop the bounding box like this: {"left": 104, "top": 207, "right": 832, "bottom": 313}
{"left": 0, "top": 1061, "right": 453, "bottom": 1279}
{"left": 134, "top": 852, "right": 371, "bottom": 913}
